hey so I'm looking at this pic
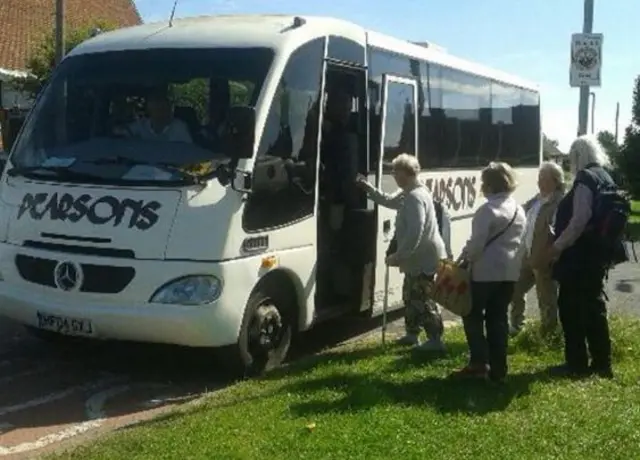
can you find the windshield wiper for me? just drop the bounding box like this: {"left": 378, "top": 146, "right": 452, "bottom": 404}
{"left": 83, "top": 156, "right": 207, "bottom": 185}
{"left": 6, "top": 165, "right": 105, "bottom": 182}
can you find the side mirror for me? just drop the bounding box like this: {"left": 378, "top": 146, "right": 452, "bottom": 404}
{"left": 231, "top": 170, "right": 252, "bottom": 193}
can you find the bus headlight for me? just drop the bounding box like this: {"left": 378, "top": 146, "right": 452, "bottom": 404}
{"left": 150, "top": 275, "right": 222, "bottom": 305}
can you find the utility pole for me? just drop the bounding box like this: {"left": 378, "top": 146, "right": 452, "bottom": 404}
{"left": 577, "top": 0, "right": 594, "bottom": 136}
{"left": 55, "top": 0, "right": 65, "bottom": 66}
{"left": 615, "top": 101, "right": 620, "bottom": 144}
{"left": 590, "top": 91, "right": 596, "bottom": 134}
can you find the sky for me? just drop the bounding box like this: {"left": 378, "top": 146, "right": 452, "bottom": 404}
{"left": 135, "top": 0, "right": 638, "bottom": 152}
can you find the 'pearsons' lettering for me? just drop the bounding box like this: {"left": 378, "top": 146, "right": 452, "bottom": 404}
{"left": 424, "top": 175, "right": 478, "bottom": 212}
{"left": 17, "top": 192, "right": 162, "bottom": 230}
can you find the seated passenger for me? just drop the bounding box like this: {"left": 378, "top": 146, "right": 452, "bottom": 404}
{"left": 124, "top": 89, "right": 193, "bottom": 143}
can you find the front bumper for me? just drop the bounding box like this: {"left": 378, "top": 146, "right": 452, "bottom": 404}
{"left": 0, "top": 242, "right": 255, "bottom": 347}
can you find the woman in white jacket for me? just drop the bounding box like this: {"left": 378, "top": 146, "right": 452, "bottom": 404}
{"left": 451, "top": 162, "right": 527, "bottom": 383}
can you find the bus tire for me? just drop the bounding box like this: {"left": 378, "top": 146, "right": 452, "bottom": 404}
{"left": 221, "top": 285, "right": 294, "bottom": 379}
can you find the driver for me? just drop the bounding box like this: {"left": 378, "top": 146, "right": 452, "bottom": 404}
{"left": 124, "top": 89, "right": 193, "bottom": 143}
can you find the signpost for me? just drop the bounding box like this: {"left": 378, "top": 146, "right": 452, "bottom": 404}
{"left": 573, "top": 0, "right": 598, "bottom": 136}
{"left": 570, "top": 33, "right": 603, "bottom": 88}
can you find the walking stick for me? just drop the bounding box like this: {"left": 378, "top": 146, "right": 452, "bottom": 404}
{"left": 381, "top": 263, "right": 390, "bottom": 345}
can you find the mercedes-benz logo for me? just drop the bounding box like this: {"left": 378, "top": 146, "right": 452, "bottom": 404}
{"left": 53, "top": 261, "right": 83, "bottom": 292}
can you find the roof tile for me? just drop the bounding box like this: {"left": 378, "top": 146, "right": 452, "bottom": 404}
{"left": 0, "top": 0, "right": 141, "bottom": 72}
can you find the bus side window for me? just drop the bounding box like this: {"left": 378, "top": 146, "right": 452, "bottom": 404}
{"left": 242, "top": 38, "right": 325, "bottom": 233}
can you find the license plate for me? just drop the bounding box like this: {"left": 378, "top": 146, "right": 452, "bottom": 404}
{"left": 36, "top": 311, "right": 94, "bottom": 337}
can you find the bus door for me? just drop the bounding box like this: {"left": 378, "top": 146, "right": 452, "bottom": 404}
{"left": 371, "top": 74, "right": 419, "bottom": 316}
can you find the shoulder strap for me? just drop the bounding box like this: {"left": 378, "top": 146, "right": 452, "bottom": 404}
{"left": 576, "top": 167, "right": 602, "bottom": 194}
{"left": 434, "top": 201, "right": 444, "bottom": 231}
{"left": 483, "top": 207, "right": 518, "bottom": 250}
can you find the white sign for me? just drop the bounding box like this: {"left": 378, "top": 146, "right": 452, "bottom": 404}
{"left": 570, "top": 33, "right": 603, "bottom": 87}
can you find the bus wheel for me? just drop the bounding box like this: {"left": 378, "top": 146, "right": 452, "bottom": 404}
{"left": 227, "top": 288, "right": 293, "bottom": 378}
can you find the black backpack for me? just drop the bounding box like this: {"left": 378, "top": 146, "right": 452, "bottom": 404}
{"left": 386, "top": 200, "right": 444, "bottom": 257}
{"left": 580, "top": 170, "right": 631, "bottom": 267}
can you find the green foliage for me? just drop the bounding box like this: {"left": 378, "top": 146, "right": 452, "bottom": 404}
{"left": 633, "top": 75, "right": 640, "bottom": 127}
{"left": 170, "top": 80, "right": 255, "bottom": 122}
{"left": 171, "top": 79, "right": 210, "bottom": 121}
{"left": 542, "top": 134, "right": 561, "bottom": 161}
{"left": 597, "top": 130, "right": 624, "bottom": 186}
{"left": 51, "top": 318, "right": 640, "bottom": 460}
{"left": 619, "top": 76, "right": 640, "bottom": 198}
{"left": 11, "top": 20, "right": 118, "bottom": 99}
{"left": 597, "top": 130, "right": 620, "bottom": 162}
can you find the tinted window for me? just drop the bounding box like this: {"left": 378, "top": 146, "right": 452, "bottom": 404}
{"left": 369, "top": 49, "right": 412, "bottom": 76}
{"left": 440, "top": 68, "right": 491, "bottom": 168}
{"left": 368, "top": 49, "right": 413, "bottom": 172}
{"left": 369, "top": 48, "right": 541, "bottom": 170}
{"left": 327, "top": 36, "right": 365, "bottom": 66}
{"left": 382, "top": 80, "right": 417, "bottom": 174}
{"left": 418, "top": 61, "right": 443, "bottom": 169}
{"left": 11, "top": 48, "right": 273, "bottom": 184}
{"left": 491, "top": 82, "right": 520, "bottom": 163}
{"left": 243, "top": 38, "right": 325, "bottom": 232}
{"left": 518, "top": 89, "right": 541, "bottom": 165}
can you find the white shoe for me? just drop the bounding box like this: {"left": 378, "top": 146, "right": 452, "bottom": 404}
{"left": 396, "top": 334, "right": 420, "bottom": 346}
{"left": 417, "top": 338, "right": 446, "bottom": 352}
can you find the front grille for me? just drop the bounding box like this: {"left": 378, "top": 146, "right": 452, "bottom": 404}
{"left": 15, "top": 255, "right": 135, "bottom": 294}
{"left": 15, "top": 255, "right": 56, "bottom": 288}
{"left": 23, "top": 240, "right": 135, "bottom": 259}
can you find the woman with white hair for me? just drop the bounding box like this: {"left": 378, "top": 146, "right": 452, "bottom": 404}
{"left": 356, "top": 153, "right": 448, "bottom": 351}
{"left": 547, "top": 135, "right": 615, "bottom": 379}
{"left": 509, "top": 162, "right": 565, "bottom": 336}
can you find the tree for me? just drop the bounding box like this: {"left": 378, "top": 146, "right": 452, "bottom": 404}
{"left": 12, "top": 20, "right": 117, "bottom": 99}
{"left": 618, "top": 75, "right": 640, "bottom": 197}
{"left": 545, "top": 135, "right": 559, "bottom": 149}
{"left": 597, "top": 130, "right": 621, "bottom": 164}
{"left": 542, "top": 134, "right": 562, "bottom": 161}
{"left": 597, "top": 130, "right": 623, "bottom": 185}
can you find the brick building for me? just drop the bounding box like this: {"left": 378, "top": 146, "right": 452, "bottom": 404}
{"left": 0, "top": 0, "right": 141, "bottom": 109}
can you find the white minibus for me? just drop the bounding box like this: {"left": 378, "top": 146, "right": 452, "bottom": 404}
{"left": 0, "top": 15, "right": 541, "bottom": 375}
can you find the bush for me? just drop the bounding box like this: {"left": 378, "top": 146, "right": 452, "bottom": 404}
{"left": 619, "top": 76, "right": 640, "bottom": 198}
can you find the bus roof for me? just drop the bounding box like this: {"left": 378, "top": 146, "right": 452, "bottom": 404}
{"left": 68, "top": 14, "right": 538, "bottom": 91}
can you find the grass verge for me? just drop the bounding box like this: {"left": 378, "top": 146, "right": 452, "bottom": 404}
{"left": 628, "top": 200, "right": 640, "bottom": 241}
{"left": 51, "top": 317, "right": 640, "bottom": 460}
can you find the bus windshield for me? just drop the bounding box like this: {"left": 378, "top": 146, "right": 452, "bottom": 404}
{"left": 9, "top": 47, "right": 273, "bottom": 185}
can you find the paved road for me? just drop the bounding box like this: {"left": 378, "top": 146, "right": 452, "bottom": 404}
{"left": 0, "top": 255, "right": 637, "bottom": 459}
{"left": 0, "top": 305, "right": 403, "bottom": 459}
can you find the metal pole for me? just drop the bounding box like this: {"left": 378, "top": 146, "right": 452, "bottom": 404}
{"left": 381, "top": 265, "right": 389, "bottom": 345}
{"left": 615, "top": 102, "right": 620, "bottom": 144}
{"left": 590, "top": 91, "right": 596, "bottom": 134}
{"left": 55, "top": 0, "right": 65, "bottom": 65}
{"left": 577, "top": 0, "right": 594, "bottom": 136}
